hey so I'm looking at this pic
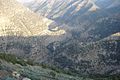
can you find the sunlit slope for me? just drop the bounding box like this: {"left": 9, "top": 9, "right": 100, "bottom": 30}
{"left": 0, "top": 0, "right": 65, "bottom": 37}
{"left": 0, "top": 0, "right": 69, "bottom": 60}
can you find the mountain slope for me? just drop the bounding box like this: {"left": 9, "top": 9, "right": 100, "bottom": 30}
{"left": 18, "top": 0, "right": 120, "bottom": 42}
{"left": 17, "top": 0, "right": 100, "bottom": 19}
{"left": 46, "top": 34, "right": 120, "bottom": 75}
{"left": 18, "top": 0, "right": 120, "bottom": 19}
{"left": 0, "top": 0, "right": 72, "bottom": 62}
{"left": 0, "top": 0, "right": 67, "bottom": 37}
{"left": 0, "top": 0, "right": 120, "bottom": 78}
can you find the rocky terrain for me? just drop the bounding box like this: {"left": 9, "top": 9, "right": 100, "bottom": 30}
{"left": 0, "top": 0, "right": 120, "bottom": 79}
{"left": 19, "top": 0, "right": 120, "bottom": 41}
{"left": 0, "top": 0, "right": 72, "bottom": 62}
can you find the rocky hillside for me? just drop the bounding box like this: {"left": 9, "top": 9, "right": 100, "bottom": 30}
{"left": 18, "top": 0, "right": 120, "bottom": 42}
{"left": 16, "top": 0, "right": 120, "bottom": 75}
{"left": 0, "top": 0, "right": 120, "bottom": 79}
{"left": 0, "top": 0, "right": 71, "bottom": 62}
